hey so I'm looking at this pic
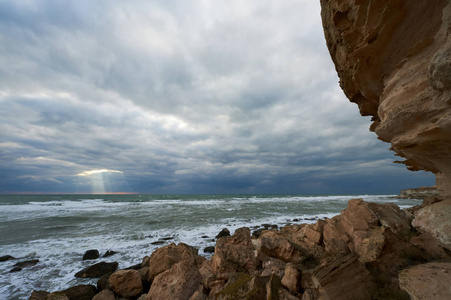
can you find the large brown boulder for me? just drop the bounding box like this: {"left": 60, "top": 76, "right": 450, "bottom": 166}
{"left": 146, "top": 260, "right": 202, "bottom": 300}
{"left": 109, "top": 269, "right": 143, "bottom": 297}
{"left": 147, "top": 243, "right": 199, "bottom": 283}
{"left": 62, "top": 285, "right": 97, "bottom": 300}
{"left": 211, "top": 227, "right": 260, "bottom": 280}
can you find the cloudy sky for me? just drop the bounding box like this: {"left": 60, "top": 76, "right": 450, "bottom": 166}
{"left": 0, "top": 0, "right": 435, "bottom": 194}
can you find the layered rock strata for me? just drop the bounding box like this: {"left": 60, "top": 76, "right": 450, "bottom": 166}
{"left": 31, "top": 199, "right": 451, "bottom": 300}
{"left": 319, "top": 0, "right": 451, "bottom": 197}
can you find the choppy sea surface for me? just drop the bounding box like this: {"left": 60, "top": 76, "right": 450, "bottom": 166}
{"left": 0, "top": 194, "right": 421, "bottom": 299}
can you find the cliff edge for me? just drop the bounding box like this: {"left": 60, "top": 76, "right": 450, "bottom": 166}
{"left": 319, "top": 0, "right": 451, "bottom": 197}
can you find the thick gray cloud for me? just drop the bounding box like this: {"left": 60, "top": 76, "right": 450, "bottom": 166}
{"left": 0, "top": 0, "right": 434, "bottom": 194}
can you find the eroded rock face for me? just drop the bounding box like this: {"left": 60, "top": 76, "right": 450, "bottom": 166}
{"left": 320, "top": 0, "right": 451, "bottom": 196}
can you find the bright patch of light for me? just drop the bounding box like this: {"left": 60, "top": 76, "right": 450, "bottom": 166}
{"left": 77, "top": 169, "right": 123, "bottom": 176}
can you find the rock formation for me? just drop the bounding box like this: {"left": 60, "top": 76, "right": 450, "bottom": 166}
{"left": 30, "top": 199, "right": 451, "bottom": 300}
{"left": 319, "top": 0, "right": 451, "bottom": 197}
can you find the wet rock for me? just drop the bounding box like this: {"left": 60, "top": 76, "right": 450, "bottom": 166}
{"left": 203, "top": 246, "right": 215, "bottom": 253}
{"left": 75, "top": 262, "right": 118, "bottom": 278}
{"left": 62, "top": 285, "right": 97, "bottom": 300}
{"left": 215, "top": 228, "right": 231, "bottom": 239}
{"left": 109, "top": 269, "right": 143, "bottom": 298}
{"left": 201, "top": 235, "right": 209, "bottom": 238}
{"left": 0, "top": 255, "right": 15, "bottom": 262}
{"left": 262, "top": 224, "right": 278, "bottom": 230}
{"left": 13, "top": 259, "right": 39, "bottom": 268}
{"left": 251, "top": 228, "right": 264, "bottom": 238}
{"left": 151, "top": 241, "right": 165, "bottom": 245}
{"left": 97, "top": 273, "right": 112, "bottom": 291}
{"left": 92, "top": 289, "right": 115, "bottom": 300}
{"left": 102, "top": 250, "right": 117, "bottom": 258}
{"left": 29, "top": 290, "right": 50, "bottom": 300}
{"left": 82, "top": 249, "right": 100, "bottom": 260}
{"left": 9, "top": 267, "right": 22, "bottom": 272}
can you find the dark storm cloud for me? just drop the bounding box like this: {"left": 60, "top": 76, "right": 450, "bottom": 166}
{"left": 0, "top": 0, "right": 435, "bottom": 194}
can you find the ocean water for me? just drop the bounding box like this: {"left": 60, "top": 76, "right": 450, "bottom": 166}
{"left": 0, "top": 194, "right": 421, "bottom": 300}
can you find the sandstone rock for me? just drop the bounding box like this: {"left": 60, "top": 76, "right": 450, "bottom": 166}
{"left": 211, "top": 227, "right": 259, "bottom": 280}
{"left": 313, "top": 254, "right": 377, "bottom": 300}
{"left": 320, "top": 0, "right": 451, "bottom": 196}
{"left": 92, "top": 289, "right": 115, "bottom": 300}
{"left": 281, "top": 263, "right": 301, "bottom": 293}
{"left": 75, "top": 262, "right": 118, "bottom": 278}
{"left": 109, "top": 269, "right": 143, "bottom": 297}
{"left": 83, "top": 249, "right": 100, "bottom": 260}
{"left": 412, "top": 198, "right": 451, "bottom": 248}
{"left": 399, "top": 262, "right": 451, "bottom": 300}
{"left": 147, "top": 242, "right": 200, "bottom": 282}
{"left": 146, "top": 259, "right": 202, "bottom": 300}
{"left": 62, "top": 285, "right": 97, "bottom": 300}
{"left": 260, "top": 257, "right": 286, "bottom": 278}
{"left": 399, "top": 186, "right": 440, "bottom": 199}
{"left": 259, "top": 230, "right": 302, "bottom": 262}
{"left": 187, "top": 285, "right": 208, "bottom": 300}
{"left": 29, "top": 290, "right": 50, "bottom": 300}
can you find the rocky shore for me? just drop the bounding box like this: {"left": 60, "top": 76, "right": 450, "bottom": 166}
{"left": 27, "top": 197, "right": 451, "bottom": 300}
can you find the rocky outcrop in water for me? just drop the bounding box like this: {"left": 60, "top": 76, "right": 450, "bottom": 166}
{"left": 319, "top": 0, "right": 451, "bottom": 197}
{"left": 31, "top": 199, "right": 451, "bottom": 300}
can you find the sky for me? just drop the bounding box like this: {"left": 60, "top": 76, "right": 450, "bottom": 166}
{"left": 0, "top": 0, "right": 435, "bottom": 195}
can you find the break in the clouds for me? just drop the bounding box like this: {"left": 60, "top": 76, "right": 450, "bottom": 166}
{"left": 0, "top": 0, "right": 434, "bottom": 194}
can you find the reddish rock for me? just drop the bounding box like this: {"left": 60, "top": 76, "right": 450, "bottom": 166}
{"left": 211, "top": 227, "right": 259, "bottom": 280}
{"left": 147, "top": 243, "right": 199, "bottom": 283}
{"left": 109, "top": 269, "right": 143, "bottom": 297}
{"left": 62, "top": 285, "right": 97, "bottom": 300}
{"left": 92, "top": 289, "right": 115, "bottom": 300}
{"left": 146, "top": 260, "right": 202, "bottom": 300}
{"left": 281, "top": 263, "right": 301, "bottom": 293}
{"left": 29, "top": 290, "right": 50, "bottom": 300}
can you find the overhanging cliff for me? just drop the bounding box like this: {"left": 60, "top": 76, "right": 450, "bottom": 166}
{"left": 320, "top": 0, "right": 451, "bottom": 197}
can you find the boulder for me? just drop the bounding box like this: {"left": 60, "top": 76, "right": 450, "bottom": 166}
{"left": 147, "top": 243, "right": 200, "bottom": 283}
{"left": 92, "top": 289, "right": 115, "bottom": 300}
{"left": 45, "top": 292, "right": 69, "bottom": 300}
{"left": 109, "top": 269, "right": 143, "bottom": 298}
{"left": 75, "top": 262, "right": 118, "bottom": 278}
{"left": 216, "top": 228, "right": 231, "bottom": 239}
{"left": 259, "top": 230, "right": 302, "bottom": 262}
{"left": 146, "top": 260, "right": 202, "bottom": 300}
{"left": 399, "top": 262, "right": 451, "bottom": 300}
{"left": 312, "top": 254, "right": 377, "bottom": 300}
{"left": 62, "top": 285, "right": 97, "bottom": 300}
{"left": 260, "top": 257, "right": 286, "bottom": 278}
{"left": 96, "top": 273, "right": 112, "bottom": 291}
{"left": 82, "top": 249, "right": 100, "bottom": 260}
{"left": 281, "top": 263, "right": 301, "bottom": 293}
{"left": 102, "top": 251, "right": 117, "bottom": 258}
{"left": 0, "top": 255, "right": 15, "bottom": 262}
{"left": 211, "top": 227, "right": 259, "bottom": 280}
{"left": 203, "top": 246, "right": 215, "bottom": 253}
{"left": 29, "top": 290, "right": 50, "bottom": 300}
{"left": 214, "top": 273, "right": 267, "bottom": 300}
{"left": 13, "top": 259, "right": 39, "bottom": 268}
{"left": 412, "top": 199, "right": 451, "bottom": 248}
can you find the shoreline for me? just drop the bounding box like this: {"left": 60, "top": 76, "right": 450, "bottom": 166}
{"left": 21, "top": 196, "right": 451, "bottom": 299}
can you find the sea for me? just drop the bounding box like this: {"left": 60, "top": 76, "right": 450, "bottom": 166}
{"left": 0, "top": 194, "right": 421, "bottom": 300}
